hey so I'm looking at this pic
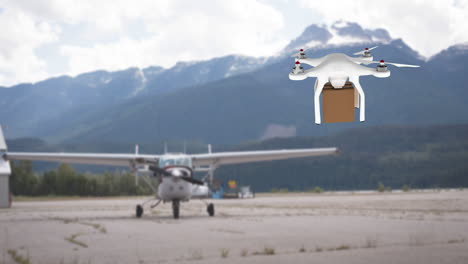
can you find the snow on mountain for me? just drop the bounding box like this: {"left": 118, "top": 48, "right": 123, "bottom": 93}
{"left": 429, "top": 42, "right": 468, "bottom": 60}
{"left": 132, "top": 68, "right": 147, "bottom": 96}
{"left": 3, "top": 21, "right": 466, "bottom": 141}
{"left": 283, "top": 21, "right": 392, "bottom": 54}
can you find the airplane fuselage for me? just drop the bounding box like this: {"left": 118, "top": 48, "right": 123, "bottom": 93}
{"left": 157, "top": 178, "right": 210, "bottom": 202}
{"left": 158, "top": 176, "right": 192, "bottom": 202}
{"left": 155, "top": 154, "right": 210, "bottom": 202}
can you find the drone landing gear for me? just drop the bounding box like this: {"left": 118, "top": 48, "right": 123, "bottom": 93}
{"left": 207, "top": 203, "right": 215, "bottom": 217}
{"left": 172, "top": 200, "right": 180, "bottom": 219}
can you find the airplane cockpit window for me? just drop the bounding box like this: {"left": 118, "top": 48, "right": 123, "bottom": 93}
{"left": 159, "top": 157, "right": 192, "bottom": 168}
{"left": 175, "top": 157, "right": 192, "bottom": 167}
{"left": 160, "top": 158, "right": 174, "bottom": 167}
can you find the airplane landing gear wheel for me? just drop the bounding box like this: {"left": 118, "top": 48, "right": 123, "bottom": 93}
{"left": 136, "top": 204, "right": 143, "bottom": 218}
{"left": 172, "top": 200, "right": 180, "bottom": 219}
{"left": 207, "top": 203, "right": 215, "bottom": 217}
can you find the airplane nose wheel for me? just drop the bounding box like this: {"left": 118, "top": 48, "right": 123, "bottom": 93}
{"left": 172, "top": 200, "right": 180, "bottom": 219}
{"left": 207, "top": 203, "right": 215, "bottom": 216}
{"left": 136, "top": 204, "right": 143, "bottom": 218}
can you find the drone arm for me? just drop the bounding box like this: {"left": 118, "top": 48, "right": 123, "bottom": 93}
{"left": 352, "top": 64, "right": 390, "bottom": 78}
{"left": 349, "top": 57, "right": 374, "bottom": 65}
{"left": 298, "top": 57, "right": 324, "bottom": 67}
{"left": 289, "top": 67, "right": 318, "bottom": 80}
{"left": 305, "top": 67, "right": 320, "bottom": 77}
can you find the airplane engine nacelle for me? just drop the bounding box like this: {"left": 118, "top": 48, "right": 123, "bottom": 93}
{"left": 165, "top": 166, "right": 192, "bottom": 178}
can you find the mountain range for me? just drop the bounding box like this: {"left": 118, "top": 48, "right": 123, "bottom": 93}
{"left": 1, "top": 21, "right": 467, "bottom": 145}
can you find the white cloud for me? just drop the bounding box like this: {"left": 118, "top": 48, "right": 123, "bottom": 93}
{"left": 59, "top": 37, "right": 151, "bottom": 75}
{"left": 297, "top": 0, "right": 468, "bottom": 58}
{"left": 1, "top": 0, "right": 466, "bottom": 86}
{"left": 3, "top": 0, "right": 172, "bottom": 32}
{"left": 0, "top": 7, "right": 59, "bottom": 86}
{"left": 59, "top": 0, "right": 286, "bottom": 76}
{"left": 0, "top": 0, "right": 286, "bottom": 82}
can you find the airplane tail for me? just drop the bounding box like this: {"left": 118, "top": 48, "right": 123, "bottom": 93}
{"left": 0, "top": 125, "right": 7, "bottom": 151}
{"left": 0, "top": 125, "right": 11, "bottom": 208}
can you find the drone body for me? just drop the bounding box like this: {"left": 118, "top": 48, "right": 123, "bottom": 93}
{"left": 289, "top": 47, "right": 419, "bottom": 124}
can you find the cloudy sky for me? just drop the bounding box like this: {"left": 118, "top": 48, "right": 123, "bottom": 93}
{"left": 0, "top": 0, "right": 466, "bottom": 86}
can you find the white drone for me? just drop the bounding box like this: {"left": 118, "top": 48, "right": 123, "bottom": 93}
{"left": 288, "top": 46, "right": 420, "bottom": 124}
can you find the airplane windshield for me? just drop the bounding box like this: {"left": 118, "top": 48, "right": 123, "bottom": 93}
{"left": 159, "top": 156, "right": 192, "bottom": 168}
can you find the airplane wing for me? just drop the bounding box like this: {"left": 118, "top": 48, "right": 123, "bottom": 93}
{"left": 3, "top": 152, "right": 158, "bottom": 167}
{"left": 4, "top": 148, "right": 338, "bottom": 168}
{"left": 1, "top": 126, "right": 336, "bottom": 168}
{"left": 191, "top": 147, "right": 338, "bottom": 167}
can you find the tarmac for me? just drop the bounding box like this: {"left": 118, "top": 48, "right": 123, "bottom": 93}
{"left": 1, "top": 190, "right": 468, "bottom": 264}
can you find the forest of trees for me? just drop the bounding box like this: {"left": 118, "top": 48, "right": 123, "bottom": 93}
{"left": 10, "top": 161, "right": 152, "bottom": 196}
{"left": 214, "top": 124, "right": 468, "bottom": 191}
{"left": 7, "top": 123, "right": 468, "bottom": 196}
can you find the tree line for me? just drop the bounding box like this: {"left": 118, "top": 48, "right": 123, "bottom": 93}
{"left": 10, "top": 161, "right": 153, "bottom": 196}
{"left": 7, "top": 124, "right": 468, "bottom": 195}
{"left": 215, "top": 125, "right": 468, "bottom": 192}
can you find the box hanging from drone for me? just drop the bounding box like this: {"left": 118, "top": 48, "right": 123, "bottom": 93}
{"left": 322, "top": 82, "right": 355, "bottom": 123}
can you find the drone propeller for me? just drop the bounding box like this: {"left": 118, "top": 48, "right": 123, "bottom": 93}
{"left": 353, "top": 46, "right": 378, "bottom": 56}
{"left": 353, "top": 57, "right": 420, "bottom": 68}
{"left": 148, "top": 165, "right": 204, "bottom": 185}
{"left": 373, "top": 59, "right": 420, "bottom": 68}
{"left": 291, "top": 48, "right": 306, "bottom": 58}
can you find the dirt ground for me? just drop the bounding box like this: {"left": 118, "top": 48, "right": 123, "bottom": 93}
{"left": 1, "top": 190, "right": 468, "bottom": 264}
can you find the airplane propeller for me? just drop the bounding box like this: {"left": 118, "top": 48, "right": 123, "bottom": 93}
{"left": 148, "top": 165, "right": 204, "bottom": 185}
{"left": 353, "top": 46, "right": 378, "bottom": 56}
{"left": 179, "top": 176, "right": 204, "bottom": 185}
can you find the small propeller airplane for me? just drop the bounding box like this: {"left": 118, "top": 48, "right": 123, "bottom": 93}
{"left": 0, "top": 127, "right": 338, "bottom": 219}
{"left": 289, "top": 46, "right": 420, "bottom": 124}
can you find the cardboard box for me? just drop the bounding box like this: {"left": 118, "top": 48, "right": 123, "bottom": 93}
{"left": 322, "top": 82, "right": 355, "bottom": 123}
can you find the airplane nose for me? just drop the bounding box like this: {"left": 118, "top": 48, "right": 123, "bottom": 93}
{"left": 171, "top": 169, "right": 182, "bottom": 177}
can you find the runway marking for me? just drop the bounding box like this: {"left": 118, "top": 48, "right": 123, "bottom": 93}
{"left": 209, "top": 228, "right": 244, "bottom": 234}
{"left": 64, "top": 233, "right": 88, "bottom": 248}
{"left": 48, "top": 216, "right": 107, "bottom": 233}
